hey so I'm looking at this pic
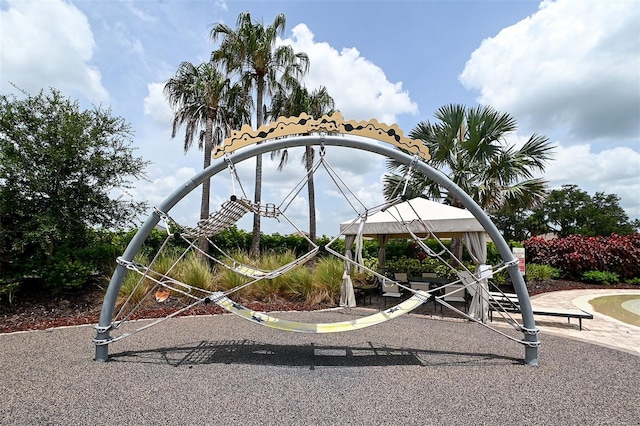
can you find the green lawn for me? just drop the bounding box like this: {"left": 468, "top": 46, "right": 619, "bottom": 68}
{"left": 589, "top": 295, "right": 640, "bottom": 327}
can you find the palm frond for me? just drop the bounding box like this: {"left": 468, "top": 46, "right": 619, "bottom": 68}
{"left": 397, "top": 103, "right": 554, "bottom": 213}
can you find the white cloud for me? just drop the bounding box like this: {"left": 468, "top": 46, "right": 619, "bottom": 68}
{"left": 459, "top": 0, "right": 640, "bottom": 222}
{"left": 280, "top": 24, "right": 418, "bottom": 125}
{"left": 0, "top": 0, "right": 109, "bottom": 101}
{"left": 460, "top": 0, "right": 640, "bottom": 142}
{"left": 112, "top": 21, "right": 145, "bottom": 59}
{"left": 143, "top": 82, "right": 172, "bottom": 125}
{"left": 213, "top": 1, "right": 228, "bottom": 12}
{"left": 126, "top": 2, "right": 156, "bottom": 23}
{"left": 131, "top": 166, "right": 202, "bottom": 226}
{"left": 133, "top": 166, "right": 197, "bottom": 206}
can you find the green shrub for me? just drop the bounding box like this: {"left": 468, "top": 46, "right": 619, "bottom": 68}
{"left": 626, "top": 277, "right": 640, "bottom": 285}
{"left": 174, "top": 253, "right": 216, "bottom": 293}
{"left": 260, "top": 233, "right": 308, "bottom": 255}
{"left": 385, "top": 256, "right": 435, "bottom": 277}
{"left": 281, "top": 265, "right": 314, "bottom": 302}
{"left": 116, "top": 249, "right": 212, "bottom": 307}
{"left": 251, "top": 251, "right": 298, "bottom": 301}
{"left": 41, "top": 257, "right": 93, "bottom": 290}
{"left": 213, "top": 250, "right": 257, "bottom": 298}
{"left": 0, "top": 278, "right": 20, "bottom": 304}
{"left": 490, "top": 270, "right": 508, "bottom": 286}
{"left": 385, "top": 239, "right": 416, "bottom": 259}
{"left": 362, "top": 257, "right": 379, "bottom": 277}
{"left": 308, "top": 256, "right": 342, "bottom": 305}
{"left": 117, "top": 253, "right": 153, "bottom": 307}
{"left": 385, "top": 257, "right": 423, "bottom": 277}
{"left": 207, "top": 249, "right": 341, "bottom": 305}
{"left": 581, "top": 270, "right": 619, "bottom": 285}
{"left": 526, "top": 263, "right": 561, "bottom": 281}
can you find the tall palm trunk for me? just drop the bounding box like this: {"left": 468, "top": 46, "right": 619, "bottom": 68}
{"left": 305, "top": 146, "right": 316, "bottom": 262}
{"left": 199, "top": 115, "right": 214, "bottom": 255}
{"left": 249, "top": 79, "right": 265, "bottom": 258}
{"left": 249, "top": 154, "right": 262, "bottom": 258}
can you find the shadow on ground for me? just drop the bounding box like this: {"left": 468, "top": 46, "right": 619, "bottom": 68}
{"left": 108, "top": 339, "right": 523, "bottom": 369}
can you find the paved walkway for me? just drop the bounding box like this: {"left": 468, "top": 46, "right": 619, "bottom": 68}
{"left": 489, "top": 289, "right": 640, "bottom": 356}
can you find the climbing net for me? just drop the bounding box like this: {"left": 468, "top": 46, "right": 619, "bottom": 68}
{"left": 95, "top": 139, "right": 538, "bottom": 351}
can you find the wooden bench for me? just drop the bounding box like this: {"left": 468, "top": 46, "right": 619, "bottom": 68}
{"left": 488, "top": 292, "right": 519, "bottom": 305}
{"left": 488, "top": 302, "right": 593, "bottom": 330}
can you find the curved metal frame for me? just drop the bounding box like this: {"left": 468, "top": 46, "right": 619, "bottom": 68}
{"left": 94, "top": 135, "right": 540, "bottom": 365}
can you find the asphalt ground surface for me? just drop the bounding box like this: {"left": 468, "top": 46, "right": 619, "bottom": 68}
{"left": 1, "top": 309, "right": 638, "bottom": 425}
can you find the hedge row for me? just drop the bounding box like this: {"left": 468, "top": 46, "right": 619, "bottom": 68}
{"left": 523, "top": 233, "right": 640, "bottom": 280}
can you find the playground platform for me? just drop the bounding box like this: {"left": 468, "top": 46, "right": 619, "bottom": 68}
{"left": 1, "top": 290, "right": 638, "bottom": 424}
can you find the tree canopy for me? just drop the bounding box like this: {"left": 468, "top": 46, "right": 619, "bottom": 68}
{"left": 0, "top": 88, "right": 148, "bottom": 289}
{"left": 532, "top": 184, "right": 638, "bottom": 237}
{"left": 492, "top": 184, "right": 639, "bottom": 240}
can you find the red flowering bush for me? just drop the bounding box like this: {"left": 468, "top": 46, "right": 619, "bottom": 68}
{"left": 523, "top": 233, "right": 640, "bottom": 280}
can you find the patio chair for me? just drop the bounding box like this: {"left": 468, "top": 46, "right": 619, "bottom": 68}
{"left": 440, "top": 283, "right": 469, "bottom": 317}
{"left": 394, "top": 272, "right": 408, "bottom": 283}
{"left": 409, "top": 281, "right": 435, "bottom": 314}
{"left": 354, "top": 283, "right": 378, "bottom": 306}
{"left": 381, "top": 279, "right": 403, "bottom": 307}
{"left": 421, "top": 272, "right": 438, "bottom": 280}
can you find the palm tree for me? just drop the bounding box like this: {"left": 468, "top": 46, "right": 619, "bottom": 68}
{"left": 210, "top": 12, "right": 310, "bottom": 258}
{"left": 164, "top": 61, "right": 250, "bottom": 254}
{"left": 268, "top": 84, "right": 336, "bottom": 247}
{"left": 384, "top": 104, "right": 554, "bottom": 260}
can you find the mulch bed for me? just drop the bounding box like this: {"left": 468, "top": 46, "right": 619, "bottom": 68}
{"left": 0, "top": 284, "right": 333, "bottom": 334}
{"left": 1, "top": 279, "right": 637, "bottom": 334}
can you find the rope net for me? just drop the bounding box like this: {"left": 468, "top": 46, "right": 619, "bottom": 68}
{"left": 178, "top": 197, "right": 278, "bottom": 239}
{"left": 98, "top": 143, "right": 533, "bottom": 348}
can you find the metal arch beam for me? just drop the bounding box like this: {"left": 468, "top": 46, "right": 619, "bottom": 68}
{"left": 94, "top": 134, "right": 539, "bottom": 365}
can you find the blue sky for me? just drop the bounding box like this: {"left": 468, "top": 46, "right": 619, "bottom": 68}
{"left": 1, "top": 0, "right": 639, "bottom": 237}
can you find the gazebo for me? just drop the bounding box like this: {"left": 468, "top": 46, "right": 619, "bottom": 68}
{"left": 339, "top": 197, "right": 490, "bottom": 320}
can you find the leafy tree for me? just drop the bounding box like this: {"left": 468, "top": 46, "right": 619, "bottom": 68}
{"left": 384, "top": 104, "right": 554, "bottom": 260}
{"left": 490, "top": 208, "right": 547, "bottom": 242}
{"left": 164, "top": 61, "right": 251, "bottom": 254}
{"left": 210, "top": 11, "right": 310, "bottom": 257}
{"left": 532, "top": 184, "right": 638, "bottom": 237}
{"left": 533, "top": 184, "right": 590, "bottom": 237}
{"left": 0, "top": 88, "right": 148, "bottom": 291}
{"left": 585, "top": 192, "right": 638, "bottom": 236}
{"left": 268, "top": 83, "right": 335, "bottom": 247}
{"left": 491, "top": 184, "right": 639, "bottom": 239}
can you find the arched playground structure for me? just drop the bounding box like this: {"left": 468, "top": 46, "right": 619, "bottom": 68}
{"left": 94, "top": 113, "right": 541, "bottom": 365}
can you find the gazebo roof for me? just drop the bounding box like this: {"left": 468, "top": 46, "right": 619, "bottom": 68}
{"left": 340, "top": 197, "right": 485, "bottom": 238}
